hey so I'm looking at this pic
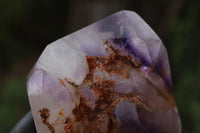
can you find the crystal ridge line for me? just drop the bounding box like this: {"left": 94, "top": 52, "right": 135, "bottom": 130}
{"left": 27, "top": 10, "right": 181, "bottom": 133}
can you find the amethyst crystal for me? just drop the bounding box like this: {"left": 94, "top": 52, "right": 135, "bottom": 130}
{"left": 27, "top": 10, "right": 181, "bottom": 133}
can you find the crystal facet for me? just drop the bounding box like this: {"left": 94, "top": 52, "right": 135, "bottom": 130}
{"left": 27, "top": 10, "right": 181, "bottom": 133}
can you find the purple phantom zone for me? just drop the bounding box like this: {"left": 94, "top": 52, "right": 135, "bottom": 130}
{"left": 111, "top": 37, "right": 173, "bottom": 90}
{"left": 27, "top": 10, "right": 181, "bottom": 133}
{"left": 97, "top": 12, "right": 172, "bottom": 89}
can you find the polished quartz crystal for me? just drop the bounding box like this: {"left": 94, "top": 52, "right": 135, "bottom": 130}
{"left": 27, "top": 10, "right": 181, "bottom": 133}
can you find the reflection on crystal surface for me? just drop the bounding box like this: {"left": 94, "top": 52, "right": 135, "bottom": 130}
{"left": 27, "top": 10, "right": 181, "bottom": 133}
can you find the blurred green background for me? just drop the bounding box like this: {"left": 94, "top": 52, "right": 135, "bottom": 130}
{"left": 0, "top": 0, "right": 199, "bottom": 132}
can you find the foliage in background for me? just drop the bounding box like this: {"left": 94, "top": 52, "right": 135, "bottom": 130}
{"left": 169, "top": 1, "right": 200, "bottom": 133}
{"left": 0, "top": 77, "right": 29, "bottom": 132}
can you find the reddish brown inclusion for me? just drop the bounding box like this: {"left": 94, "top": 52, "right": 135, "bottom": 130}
{"left": 85, "top": 43, "right": 141, "bottom": 83}
{"left": 38, "top": 108, "right": 55, "bottom": 133}
{"left": 39, "top": 41, "right": 149, "bottom": 133}
{"left": 66, "top": 42, "right": 149, "bottom": 132}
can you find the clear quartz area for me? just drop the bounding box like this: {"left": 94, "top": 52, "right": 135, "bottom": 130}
{"left": 27, "top": 10, "right": 181, "bottom": 133}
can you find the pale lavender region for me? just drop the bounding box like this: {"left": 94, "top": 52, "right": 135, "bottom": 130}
{"left": 27, "top": 10, "right": 181, "bottom": 133}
